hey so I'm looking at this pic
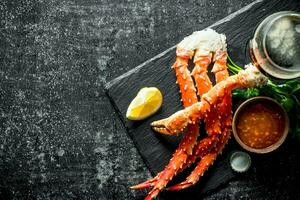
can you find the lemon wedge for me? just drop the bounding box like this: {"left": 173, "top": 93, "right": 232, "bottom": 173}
{"left": 126, "top": 87, "right": 163, "bottom": 120}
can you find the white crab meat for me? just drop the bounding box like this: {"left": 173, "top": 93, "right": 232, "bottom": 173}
{"left": 177, "top": 28, "right": 227, "bottom": 55}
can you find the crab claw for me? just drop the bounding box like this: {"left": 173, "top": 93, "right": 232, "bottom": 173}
{"left": 151, "top": 118, "right": 181, "bottom": 135}
{"left": 151, "top": 110, "right": 191, "bottom": 135}
{"left": 151, "top": 125, "right": 174, "bottom": 135}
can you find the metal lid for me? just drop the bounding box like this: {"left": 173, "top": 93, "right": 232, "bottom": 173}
{"left": 230, "top": 151, "right": 251, "bottom": 173}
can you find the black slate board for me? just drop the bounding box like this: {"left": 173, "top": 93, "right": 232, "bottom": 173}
{"left": 106, "top": 0, "right": 300, "bottom": 199}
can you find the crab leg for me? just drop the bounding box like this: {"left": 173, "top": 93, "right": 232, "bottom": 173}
{"left": 132, "top": 47, "right": 228, "bottom": 200}
{"left": 177, "top": 50, "right": 228, "bottom": 172}
{"left": 192, "top": 50, "right": 221, "bottom": 135}
{"left": 167, "top": 50, "right": 232, "bottom": 190}
{"left": 173, "top": 52, "right": 221, "bottom": 170}
{"left": 132, "top": 51, "right": 216, "bottom": 192}
{"left": 183, "top": 50, "right": 227, "bottom": 166}
{"left": 131, "top": 48, "right": 200, "bottom": 198}
{"left": 138, "top": 51, "right": 230, "bottom": 199}
{"left": 145, "top": 51, "right": 227, "bottom": 191}
{"left": 192, "top": 50, "right": 213, "bottom": 97}
{"left": 167, "top": 127, "right": 232, "bottom": 190}
{"left": 143, "top": 127, "right": 200, "bottom": 200}
{"left": 168, "top": 93, "right": 232, "bottom": 190}
{"left": 137, "top": 51, "right": 227, "bottom": 196}
{"left": 151, "top": 64, "right": 268, "bottom": 136}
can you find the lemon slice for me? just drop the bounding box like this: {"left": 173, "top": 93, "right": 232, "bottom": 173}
{"left": 126, "top": 87, "right": 163, "bottom": 120}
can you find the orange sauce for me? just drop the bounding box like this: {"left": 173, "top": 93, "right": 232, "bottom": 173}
{"left": 237, "top": 103, "right": 284, "bottom": 149}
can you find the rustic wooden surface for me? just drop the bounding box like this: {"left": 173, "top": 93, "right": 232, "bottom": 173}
{"left": 106, "top": 0, "right": 300, "bottom": 199}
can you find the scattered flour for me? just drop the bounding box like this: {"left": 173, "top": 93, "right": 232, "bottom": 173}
{"left": 57, "top": 149, "right": 65, "bottom": 156}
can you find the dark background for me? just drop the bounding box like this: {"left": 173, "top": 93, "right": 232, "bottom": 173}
{"left": 2, "top": 0, "right": 291, "bottom": 199}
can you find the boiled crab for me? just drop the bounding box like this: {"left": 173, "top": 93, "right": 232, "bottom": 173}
{"left": 131, "top": 29, "right": 268, "bottom": 200}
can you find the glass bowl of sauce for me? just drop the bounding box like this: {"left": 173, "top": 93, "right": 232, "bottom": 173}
{"left": 249, "top": 11, "right": 300, "bottom": 79}
{"left": 232, "top": 97, "right": 289, "bottom": 153}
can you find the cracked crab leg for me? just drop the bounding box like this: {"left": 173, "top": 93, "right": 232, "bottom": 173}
{"left": 131, "top": 48, "right": 200, "bottom": 198}
{"left": 151, "top": 64, "right": 268, "bottom": 136}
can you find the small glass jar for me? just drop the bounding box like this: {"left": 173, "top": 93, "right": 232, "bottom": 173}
{"left": 249, "top": 11, "right": 300, "bottom": 79}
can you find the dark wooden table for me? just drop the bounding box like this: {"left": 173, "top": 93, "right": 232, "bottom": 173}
{"left": 2, "top": 0, "right": 298, "bottom": 200}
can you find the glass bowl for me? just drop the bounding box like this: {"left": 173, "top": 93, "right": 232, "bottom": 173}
{"left": 249, "top": 11, "right": 300, "bottom": 79}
